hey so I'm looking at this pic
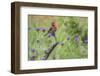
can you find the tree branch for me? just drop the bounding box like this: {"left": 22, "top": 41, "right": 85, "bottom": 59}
{"left": 43, "top": 42, "right": 59, "bottom": 60}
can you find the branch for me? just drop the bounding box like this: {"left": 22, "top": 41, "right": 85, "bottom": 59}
{"left": 43, "top": 42, "right": 59, "bottom": 60}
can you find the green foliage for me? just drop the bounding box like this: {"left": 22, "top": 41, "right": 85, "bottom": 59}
{"left": 28, "top": 16, "right": 88, "bottom": 60}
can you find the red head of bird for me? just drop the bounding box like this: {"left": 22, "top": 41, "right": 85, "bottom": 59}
{"left": 51, "top": 21, "right": 58, "bottom": 29}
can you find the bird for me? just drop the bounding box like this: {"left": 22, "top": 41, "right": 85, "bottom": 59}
{"left": 44, "top": 21, "right": 58, "bottom": 41}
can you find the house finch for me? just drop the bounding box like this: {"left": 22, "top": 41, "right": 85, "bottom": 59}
{"left": 44, "top": 21, "right": 58, "bottom": 41}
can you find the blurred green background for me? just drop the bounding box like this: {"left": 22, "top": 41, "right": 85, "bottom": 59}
{"left": 28, "top": 15, "right": 88, "bottom": 60}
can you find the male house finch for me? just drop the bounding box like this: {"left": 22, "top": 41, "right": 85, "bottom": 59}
{"left": 44, "top": 21, "right": 58, "bottom": 41}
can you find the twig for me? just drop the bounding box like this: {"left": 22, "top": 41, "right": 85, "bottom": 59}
{"left": 44, "top": 42, "right": 59, "bottom": 60}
